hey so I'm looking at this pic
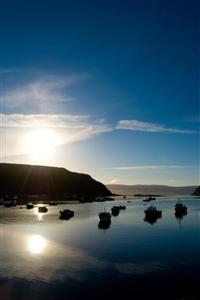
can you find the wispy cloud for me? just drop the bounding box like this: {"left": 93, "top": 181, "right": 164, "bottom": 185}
{"left": 1, "top": 74, "right": 88, "bottom": 111}
{"left": 0, "top": 114, "right": 112, "bottom": 157}
{"left": 1, "top": 114, "right": 90, "bottom": 128}
{"left": 107, "top": 165, "right": 194, "bottom": 171}
{"left": 117, "top": 120, "right": 199, "bottom": 134}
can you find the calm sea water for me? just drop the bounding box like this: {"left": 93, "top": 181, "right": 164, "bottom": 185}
{"left": 0, "top": 198, "right": 200, "bottom": 300}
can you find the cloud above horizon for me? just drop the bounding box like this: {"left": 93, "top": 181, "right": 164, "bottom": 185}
{"left": 1, "top": 73, "right": 88, "bottom": 112}
{"left": 2, "top": 113, "right": 91, "bottom": 128}
{"left": 0, "top": 113, "right": 112, "bottom": 158}
{"left": 107, "top": 165, "right": 195, "bottom": 171}
{"left": 117, "top": 120, "right": 198, "bottom": 134}
{"left": 1, "top": 113, "right": 198, "bottom": 159}
{"left": 0, "top": 71, "right": 198, "bottom": 164}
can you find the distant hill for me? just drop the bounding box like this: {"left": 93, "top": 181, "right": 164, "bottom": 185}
{"left": 192, "top": 186, "right": 200, "bottom": 195}
{"left": 0, "top": 163, "right": 111, "bottom": 201}
{"left": 107, "top": 184, "right": 197, "bottom": 196}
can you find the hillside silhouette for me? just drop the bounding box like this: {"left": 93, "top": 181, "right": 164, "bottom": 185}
{"left": 0, "top": 163, "right": 111, "bottom": 201}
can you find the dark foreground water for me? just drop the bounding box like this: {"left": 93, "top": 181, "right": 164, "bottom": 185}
{"left": 0, "top": 197, "right": 200, "bottom": 300}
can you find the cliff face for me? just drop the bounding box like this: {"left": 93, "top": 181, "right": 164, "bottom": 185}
{"left": 0, "top": 163, "right": 111, "bottom": 200}
{"left": 192, "top": 186, "right": 200, "bottom": 195}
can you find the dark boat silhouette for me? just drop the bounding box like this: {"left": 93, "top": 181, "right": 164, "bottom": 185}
{"left": 98, "top": 219, "right": 111, "bottom": 230}
{"left": 111, "top": 206, "right": 120, "bottom": 216}
{"left": 38, "top": 206, "right": 48, "bottom": 213}
{"left": 26, "top": 203, "right": 34, "bottom": 209}
{"left": 143, "top": 196, "right": 156, "bottom": 202}
{"left": 111, "top": 205, "right": 126, "bottom": 216}
{"left": 49, "top": 201, "right": 57, "bottom": 206}
{"left": 119, "top": 205, "right": 126, "bottom": 210}
{"left": 144, "top": 206, "right": 162, "bottom": 224}
{"left": 144, "top": 206, "right": 162, "bottom": 217}
{"left": 98, "top": 211, "right": 111, "bottom": 221}
{"left": 144, "top": 215, "right": 159, "bottom": 225}
{"left": 175, "top": 202, "right": 187, "bottom": 218}
{"left": 60, "top": 209, "right": 74, "bottom": 220}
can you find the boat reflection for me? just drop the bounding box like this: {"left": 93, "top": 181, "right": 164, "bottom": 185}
{"left": 175, "top": 210, "right": 187, "bottom": 224}
{"left": 144, "top": 214, "right": 162, "bottom": 225}
{"left": 174, "top": 202, "right": 187, "bottom": 221}
{"left": 27, "top": 234, "right": 46, "bottom": 254}
{"left": 34, "top": 205, "right": 47, "bottom": 221}
{"left": 98, "top": 219, "right": 111, "bottom": 230}
{"left": 144, "top": 206, "right": 162, "bottom": 225}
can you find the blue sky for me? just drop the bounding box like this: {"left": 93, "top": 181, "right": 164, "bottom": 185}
{"left": 0, "top": 0, "right": 199, "bottom": 185}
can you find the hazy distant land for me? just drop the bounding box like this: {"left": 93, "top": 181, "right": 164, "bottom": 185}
{"left": 107, "top": 184, "right": 198, "bottom": 196}
{"left": 0, "top": 163, "right": 198, "bottom": 202}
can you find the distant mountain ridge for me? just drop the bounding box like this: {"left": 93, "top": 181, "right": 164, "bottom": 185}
{"left": 0, "top": 163, "right": 111, "bottom": 201}
{"left": 107, "top": 184, "right": 197, "bottom": 196}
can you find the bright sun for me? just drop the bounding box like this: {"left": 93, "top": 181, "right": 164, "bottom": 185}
{"left": 25, "top": 129, "right": 60, "bottom": 159}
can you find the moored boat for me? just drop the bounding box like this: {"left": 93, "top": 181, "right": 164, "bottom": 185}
{"left": 60, "top": 209, "right": 74, "bottom": 219}
{"left": 119, "top": 205, "right": 126, "bottom": 210}
{"left": 111, "top": 206, "right": 120, "bottom": 216}
{"left": 49, "top": 201, "right": 57, "bottom": 206}
{"left": 175, "top": 203, "right": 187, "bottom": 216}
{"left": 38, "top": 206, "right": 48, "bottom": 213}
{"left": 144, "top": 206, "right": 162, "bottom": 224}
{"left": 144, "top": 206, "right": 162, "bottom": 218}
{"left": 98, "top": 219, "right": 111, "bottom": 230}
{"left": 143, "top": 196, "right": 156, "bottom": 202}
{"left": 26, "top": 203, "right": 34, "bottom": 209}
{"left": 99, "top": 211, "right": 111, "bottom": 221}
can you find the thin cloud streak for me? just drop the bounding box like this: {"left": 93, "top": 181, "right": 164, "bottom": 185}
{"left": 107, "top": 165, "right": 195, "bottom": 171}
{"left": 117, "top": 120, "right": 199, "bottom": 134}
{"left": 0, "top": 114, "right": 112, "bottom": 158}
{"left": 1, "top": 74, "right": 88, "bottom": 111}
{"left": 1, "top": 114, "right": 91, "bottom": 128}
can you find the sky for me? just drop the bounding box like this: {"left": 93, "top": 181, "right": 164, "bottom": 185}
{"left": 0, "top": 0, "right": 199, "bottom": 186}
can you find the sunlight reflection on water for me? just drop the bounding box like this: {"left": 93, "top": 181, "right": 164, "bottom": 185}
{"left": 27, "top": 234, "right": 46, "bottom": 254}
{"left": 0, "top": 198, "right": 200, "bottom": 299}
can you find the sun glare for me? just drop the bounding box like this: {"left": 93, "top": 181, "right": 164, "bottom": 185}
{"left": 28, "top": 234, "right": 46, "bottom": 254}
{"left": 25, "top": 129, "right": 60, "bottom": 159}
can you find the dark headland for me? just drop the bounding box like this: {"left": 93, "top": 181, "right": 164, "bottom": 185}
{"left": 0, "top": 163, "right": 111, "bottom": 202}
{"left": 193, "top": 186, "right": 200, "bottom": 196}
